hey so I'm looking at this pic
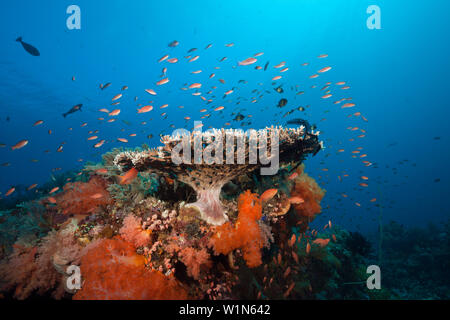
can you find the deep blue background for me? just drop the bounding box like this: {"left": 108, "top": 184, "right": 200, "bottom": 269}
{"left": 0, "top": 0, "right": 449, "bottom": 232}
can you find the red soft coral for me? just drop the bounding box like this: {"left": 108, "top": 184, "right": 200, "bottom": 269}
{"left": 290, "top": 164, "right": 325, "bottom": 220}
{"left": 119, "top": 215, "right": 151, "bottom": 248}
{"left": 178, "top": 247, "right": 211, "bottom": 280}
{"left": 55, "top": 176, "right": 112, "bottom": 216}
{"left": 210, "top": 190, "right": 264, "bottom": 268}
{"left": 0, "top": 219, "right": 82, "bottom": 299}
{"left": 73, "top": 238, "right": 188, "bottom": 300}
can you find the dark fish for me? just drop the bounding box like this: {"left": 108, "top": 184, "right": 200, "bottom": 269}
{"left": 277, "top": 98, "right": 287, "bottom": 108}
{"left": 63, "top": 104, "right": 82, "bottom": 118}
{"left": 264, "top": 61, "right": 269, "bottom": 71}
{"left": 168, "top": 40, "right": 179, "bottom": 47}
{"left": 274, "top": 86, "right": 283, "bottom": 93}
{"left": 16, "top": 37, "right": 40, "bottom": 56}
{"left": 147, "top": 134, "right": 153, "bottom": 139}
{"left": 434, "top": 178, "right": 440, "bottom": 183}
{"left": 6, "top": 116, "right": 10, "bottom": 122}
{"left": 233, "top": 113, "right": 245, "bottom": 121}
{"left": 101, "top": 82, "right": 111, "bottom": 90}
{"left": 187, "top": 48, "right": 197, "bottom": 53}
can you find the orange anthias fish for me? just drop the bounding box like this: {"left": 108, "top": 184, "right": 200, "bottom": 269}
{"left": 138, "top": 105, "right": 153, "bottom": 113}
{"left": 94, "top": 140, "right": 106, "bottom": 148}
{"left": 109, "top": 109, "right": 121, "bottom": 116}
{"left": 11, "top": 140, "right": 29, "bottom": 150}
{"left": 261, "top": 188, "right": 278, "bottom": 203}
{"left": 289, "top": 196, "right": 304, "bottom": 204}
{"left": 5, "top": 187, "right": 15, "bottom": 197}
{"left": 49, "top": 187, "right": 59, "bottom": 194}
{"left": 287, "top": 172, "right": 298, "bottom": 180}
{"left": 145, "top": 89, "right": 157, "bottom": 95}
{"left": 238, "top": 57, "right": 257, "bottom": 66}
{"left": 27, "top": 183, "right": 38, "bottom": 191}
{"left": 306, "top": 242, "right": 311, "bottom": 254}
{"left": 289, "top": 234, "right": 296, "bottom": 247}
{"left": 156, "top": 78, "right": 169, "bottom": 86}
{"left": 47, "top": 197, "right": 57, "bottom": 204}
{"left": 313, "top": 238, "right": 330, "bottom": 248}
{"left": 119, "top": 168, "right": 138, "bottom": 185}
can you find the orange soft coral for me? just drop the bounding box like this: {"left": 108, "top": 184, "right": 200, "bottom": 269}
{"left": 73, "top": 238, "right": 188, "bottom": 300}
{"left": 178, "top": 247, "right": 211, "bottom": 280}
{"left": 210, "top": 190, "right": 264, "bottom": 268}
{"left": 119, "top": 215, "right": 151, "bottom": 248}
{"left": 55, "top": 176, "right": 112, "bottom": 216}
{"left": 290, "top": 164, "right": 325, "bottom": 220}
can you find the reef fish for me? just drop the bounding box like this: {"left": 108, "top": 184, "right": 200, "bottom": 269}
{"left": 119, "top": 168, "right": 138, "bottom": 185}
{"left": 16, "top": 37, "right": 40, "bottom": 56}
{"left": 63, "top": 104, "right": 82, "bottom": 118}
{"left": 261, "top": 188, "right": 278, "bottom": 203}
{"left": 11, "top": 140, "right": 29, "bottom": 150}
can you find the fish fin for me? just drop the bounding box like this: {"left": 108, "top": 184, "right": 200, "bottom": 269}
{"left": 16, "top": 36, "right": 22, "bottom": 42}
{"left": 62, "top": 113, "right": 67, "bottom": 118}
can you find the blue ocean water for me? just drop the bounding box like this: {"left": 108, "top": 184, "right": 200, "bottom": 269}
{"left": 0, "top": 0, "right": 449, "bottom": 234}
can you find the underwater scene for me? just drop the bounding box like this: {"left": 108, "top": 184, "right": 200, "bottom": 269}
{"left": 0, "top": 0, "right": 449, "bottom": 302}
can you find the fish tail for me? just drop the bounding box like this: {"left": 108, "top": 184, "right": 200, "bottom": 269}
{"left": 16, "top": 36, "right": 22, "bottom": 42}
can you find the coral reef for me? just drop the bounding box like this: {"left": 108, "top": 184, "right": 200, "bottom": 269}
{"left": 377, "top": 220, "right": 450, "bottom": 299}
{"left": 5, "top": 123, "right": 435, "bottom": 300}
{"left": 113, "top": 126, "right": 322, "bottom": 225}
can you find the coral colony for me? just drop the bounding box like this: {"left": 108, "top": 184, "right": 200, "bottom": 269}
{"left": 114, "top": 125, "right": 322, "bottom": 225}
{"left": 0, "top": 123, "right": 373, "bottom": 300}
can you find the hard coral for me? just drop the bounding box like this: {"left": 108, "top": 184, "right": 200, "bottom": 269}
{"left": 210, "top": 190, "right": 264, "bottom": 268}
{"left": 290, "top": 164, "right": 325, "bottom": 220}
{"left": 55, "top": 176, "right": 112, "bottom": 216}
{"left": 74, "top": 238, "right": 188, "bottom": 300}
{"left": 114, "top": 126, "right": 322, "bottom": 226}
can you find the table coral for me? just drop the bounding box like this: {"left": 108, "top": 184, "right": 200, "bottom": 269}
{"left": 114, "top": 126, "right": 322, "bottom": 226}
